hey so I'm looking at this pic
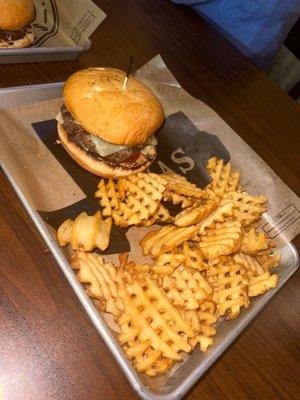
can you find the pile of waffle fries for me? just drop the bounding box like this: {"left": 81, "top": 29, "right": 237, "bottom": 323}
{"left": 58, "top": 157, "right": 280, "bottom": 376}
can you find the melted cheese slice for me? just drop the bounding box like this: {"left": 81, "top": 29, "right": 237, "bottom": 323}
{"left": 90, "top": 134, "right": 157, "bottom": 156}
{"left": 56, "top": 111, "right": 158, "bottom": 156}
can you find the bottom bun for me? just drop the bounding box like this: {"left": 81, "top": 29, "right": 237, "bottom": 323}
{"left": 57, "top": 123, "right": 155, "bottom": 178}
{"left": 0, "top": 29, "right": 34, "bottom": 48}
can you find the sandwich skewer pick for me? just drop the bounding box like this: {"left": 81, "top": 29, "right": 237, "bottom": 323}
{"left": 122, "top": 56, "right": 134, "bottom": 91}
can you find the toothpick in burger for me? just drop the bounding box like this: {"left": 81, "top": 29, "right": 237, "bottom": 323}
{"left": 0, "top": 0, "right": 35, "bottom": 48}
{"left": 56, "top": 67, "right": 165, "bottom": 178}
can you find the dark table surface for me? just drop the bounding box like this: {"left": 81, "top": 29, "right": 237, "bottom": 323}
{"left": 1, "top": 1, "right": 300, "bottom": 399}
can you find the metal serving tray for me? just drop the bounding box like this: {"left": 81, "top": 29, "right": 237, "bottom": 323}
{"left": 1, "top": 83, "right": 299, "bottom": 400}
{"left": 0, "top": 39, "right": 91, "bottom": 64}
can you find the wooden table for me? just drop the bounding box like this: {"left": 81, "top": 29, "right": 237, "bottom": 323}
{"left": 1, "top": 1, "right": 299, "bottom": 399}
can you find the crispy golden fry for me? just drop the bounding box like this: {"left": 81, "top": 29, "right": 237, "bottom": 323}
{"left": 198, "top": 200, "right": 234, "bottom": 235}
{"left": 113, "top": 195, "right": 158, "bottom": 227}
{"left": 163, "top": 191, "right": 193, "bottom": 208}
{"left": 240, "top": 228, "right": 268, "bottom": 255}
{"left": 206, "top": 157, "right": 240, "bottom": 198}
{"left": 96, "top": 174, "right": 167, "bottom": 227}
{"left": 159, "top": 265, "right": 212, "bottom": 310}
{"left": 227, "top": 171, "right": 241, "bottom": 193}
{"left": 198, "top": 221, "right": 243, "bottom": 259}
{"left": 207, "top": 262, "right": 250, "bottom": 319}
{"left": 141, "top": 225, "right": 199, "bottom": 258}
{"left": 233, "top": 253, "right": 278, "bottom": 297}
{"left": 162, "top": 173, "right": 193, "bottom": 207}
{"left": 223, "top": 191, "right": 267, "bottom": 226}
{"left": 233, "top": 253, "right": 264, "bottom": 276}
{"left": 140, "top": 225, "right": 175, "bottom": 256}
{"left": 154, "top": 253, "right": 186, "bottom": 275}
{"left": 188, "top": 301, "right": 218, "bottom": 352}
{"left": 57, "top": 218, "right": 73, "bottom": 246}
{"left": 170, "top": 182, "right": 208, "bottom": 200}
{"left": 248, "top": 272, "right": 278, "bottom": 297}
{"left": 126, "top": 173, "right": 167, "bottom": 201}
{"left": 257, "top": 253, "right": 281, "bottom": 271}
{"left": 207, "top": 255, "right": 231, "bottom": 266}
{"left": 163, "top": 173, "right": 188, "bottom": 183}
{"left": 141, "top": 203, "right": 173, "bottom": 227}
{"left": 57, "top": 211, "right": 112, "bottom": 252}
{"left": 95, "top": 212, "right": 113, "bottom": 251}
{"left": 117, "top": 274, "right": 195, "bottom": 375}
{"left": 174, "top": 199, "right": 218, "bottom": 227}
{"left": 159, "top": 225, "right": 200, "bottom": 256}
{"left": 95, "top": 178, "right": 120, "bottom": 216}
{"left": 182, "top": 241, "right": 207, "bottom": 271}
{"left": 71, "top": 251, "right": 124, "bottom": 316}
{"left": 163, "top": 173, "right": 208, "bottom": 203}
{"left": 123, "top": 343, "right": 174, "bottom": 376}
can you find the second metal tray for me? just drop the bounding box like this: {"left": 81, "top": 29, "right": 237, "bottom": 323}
{"left": 0, "top": 39, "right": 91, "bottom": 64}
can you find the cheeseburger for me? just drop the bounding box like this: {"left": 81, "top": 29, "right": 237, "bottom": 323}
{"left": 0, "top": 0, "right": 35, "bottom": 48}
{"left": 57, "top": 67, "right": 165, "bottom": 178}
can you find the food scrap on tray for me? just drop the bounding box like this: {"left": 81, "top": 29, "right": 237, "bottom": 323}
{"left": 57, "top": 156, "right": 280, "bottom": 377}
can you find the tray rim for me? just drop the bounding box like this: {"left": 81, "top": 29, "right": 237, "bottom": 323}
{"left": 0, "top": 82, "right": 299, "bottom": 400}
{"left": 0, "top": 38, "right": 91, "bottom": 56}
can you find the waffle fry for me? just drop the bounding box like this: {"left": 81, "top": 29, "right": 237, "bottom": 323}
{"left": 207, "top": 262, "right": 250, "bottom": 319}
{"left": 174, "top": 199, "right": 218, "bottom": 227}
{"left": 248, "top": 273, "right": 278, "bottom": 297}
{"left": 198, "top": 200, "right": 234, "bottom": 235}
{"left": 57, "top": 218, "right": 72, "bottom": 246}
{"left": 141, "top": 203, "right": 173, "bottom": 227}
{"left": 188, "top": 301, "right": 218, "bottom": 352}
{"left": 162, "top": 173, "right": 193, "bottom": 207}
{"left": 170, "top": 182, "right": 208, "bottom": 200}
{"left": 223, "top": 191, "right": 267, "bottom": 226}
{"left": 198, "top": 221, "right": 243, "bottom": 259}
{"left": 163, "top": 190, "right": 193, "bottom": 208}
{"left": 124, "top": 343, "right": 174, "bottom": 376}
{"left": 117, "top": 275, "right": 195, "bottom": 375}
{"left": 141, "top": 224, "right": 199, "bottom": 258}
{"left": 140, "top": 225, "right": 175, "bottom": 256}
{"left": 57, "top": 211, "right": 112, "bottom": 252}
{"left": 233, "top": 253, "right": 279, "bottom": 297}
{"left": 154, "top": 253, "right": 186, "bottom": 275}
{"left": 162, "top": 172, "right": 188, "bottom": 184}
{"left": 71, "top": 251, "right": 124, "bottom": 316}
{"left": 233, "top": 253, "right": 264, "bottom": 276}
{"left": 159, "top": 265, "right": 212, "bottom": 310}
{"left": 95, "top": 178, "right": 120, "bottom": 216}
{"left": 163, "top": 172, "right": 208, "bottom": 201}
{"left": 182, "top": 241, "right": 207, "bottom": 271}
{"left": 126, "top": 173, "right": 167, "bottom": 201}
{"left": 240, "top": 228, "right": 268, "bottom": 255}
{"left": 227, "top": 170, "right": 241, "bottom": 193}
{"left": 112, "top": 195, "right": 158, "bottom": 227}
{"left": 206, "top": 157, "right": 240, "bottom": 198}
{"left": 257, "top": 253, "right": 281, "bottom": 271}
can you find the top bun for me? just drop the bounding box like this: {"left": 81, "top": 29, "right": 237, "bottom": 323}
{"left": 63, "top": 67, "right": 165, "bottom": 146}
{"left": 0, "top": 0, "right": 35, "bottom": 30}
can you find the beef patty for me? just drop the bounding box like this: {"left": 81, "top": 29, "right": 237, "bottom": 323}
{"left": 0, "top": 25, "right": 32, "bottom": 44}
{"left": 60, "top": 105, "right": 156, "bottom": 169}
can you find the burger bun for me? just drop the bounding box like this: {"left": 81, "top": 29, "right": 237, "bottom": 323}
{"left": 63, "top": 67, "right": 165, "bottom": 146}
{"left": 0, "top": 0, "right": 35, "bottom": 31}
